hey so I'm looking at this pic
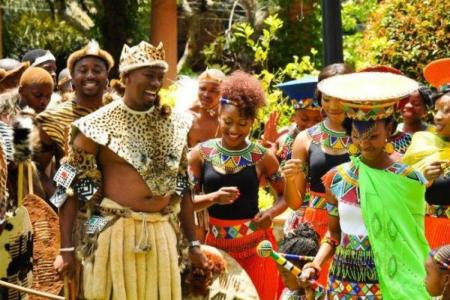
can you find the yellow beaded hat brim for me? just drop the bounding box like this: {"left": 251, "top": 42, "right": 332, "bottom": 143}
{"left": 318, "top": 72, "right": 419, "bottom": 121}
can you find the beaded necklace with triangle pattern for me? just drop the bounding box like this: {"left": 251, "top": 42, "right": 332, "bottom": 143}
{"left": 199, "top": 139, "right": 266, "bottom": 173}
{"left": 307, "top": 121, "right": 350, "bottom": 152}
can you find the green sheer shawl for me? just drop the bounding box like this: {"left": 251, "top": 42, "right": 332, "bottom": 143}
{"left": 355, "top": 157, "right": 431, "bottom": 300}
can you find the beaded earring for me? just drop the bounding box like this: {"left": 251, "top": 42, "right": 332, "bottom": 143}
{"left": 348, "top": 143, "right": 360, "bottom": 156}
{"left": 384, "top": 141, "right": 395, "bottom": 154}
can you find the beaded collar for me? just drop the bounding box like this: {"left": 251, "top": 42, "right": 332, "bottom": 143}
{"left": 307, "top": 121, "right": 350, "bottom": 153}
{"left": 199, "top": 138, "right": 266, "bottom": 173}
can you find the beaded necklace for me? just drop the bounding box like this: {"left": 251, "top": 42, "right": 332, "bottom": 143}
{"left": 308, "top": 121, "right": 350, "bottom": 153}
{"left": 200, "top": 139, "right": 266, "bottom": 173}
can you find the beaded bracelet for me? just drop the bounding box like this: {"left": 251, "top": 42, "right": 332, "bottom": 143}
{"left": 321, "top": 236, "right": 339, "bottom": 247}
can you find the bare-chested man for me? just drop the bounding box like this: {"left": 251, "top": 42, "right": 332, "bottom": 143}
{"left": 187, "top": 69, "right": 225, "bottom": 147}
{"left": 55, "top": 41, "right": 205, "bottom": 299}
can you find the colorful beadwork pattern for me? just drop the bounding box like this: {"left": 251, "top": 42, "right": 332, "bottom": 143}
{"left": 330, "top": 161, "right": 424, "bottom": 206}
{"left": 200, "top": 139, "right": 266, "bottom": 173}
{"left": 307, "top": 122, "right": 350, "bottom": 153}
{"left": 390, "top": 131, "right": 412, "bottom": 154}
{"left": 209, "top": 220, "right": 257, "bottom": 239}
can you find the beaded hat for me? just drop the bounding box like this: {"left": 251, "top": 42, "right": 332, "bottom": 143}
{"left": 67, "top": 40, "right": 114, "bottom": 73}
{"left": 119, "top": 41, "right": 168, "bottom": 75}
{"left": 276, "top": 76, "right": 320, "bottom": 110}
{"left": 318, "top": 72, "right": 418, "bottom": 120}
{"left": 423, "top": 58, "right": 450, "bottom": 91}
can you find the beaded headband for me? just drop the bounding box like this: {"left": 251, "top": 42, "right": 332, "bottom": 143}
{"left": 430, "top": 249, "right": 450, "bottom": 271}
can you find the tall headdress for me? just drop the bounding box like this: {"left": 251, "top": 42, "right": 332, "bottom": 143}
{"left": 119, "top": 41, "right": 168, "bottom": 75}
{"left": 67, "top": 40, "right": 114, "bottom": 73}
{"left": 318, "top": 72, "right": 418, "bottom": 121}
{"left": 423, "top": 58, "right": 450, "bottom": 92}
{"left": 276, "top": 76, "right": 320, "bottom": 110}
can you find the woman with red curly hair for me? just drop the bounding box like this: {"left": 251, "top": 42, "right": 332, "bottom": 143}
{"left": 189, "top": 71, "right": 287, "bottom": 300}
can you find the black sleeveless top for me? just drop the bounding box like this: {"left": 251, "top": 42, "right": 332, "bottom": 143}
{"left": 308, "top": 143, "right": 349, "bottom": 193}
{"left": 203, "top": 161, "right": 259, "bottom": 220}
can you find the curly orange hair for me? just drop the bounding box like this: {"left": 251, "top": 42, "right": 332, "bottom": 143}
{"left": 220, "top": 70, "right": 266, "bottom": 119}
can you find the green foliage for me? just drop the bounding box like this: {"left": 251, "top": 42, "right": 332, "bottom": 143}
{"left": 341, "top": 0, "right": 378, "bottom": 67}
{"left": 3, "top": 12, "right": 87, "bottom": 63}
{"left": 356, "top": 0, "right": 450, "bottom": 81}
{"left": 203, "top": 14, "right": 317, "bottom": 136}
{"left": 267, "top": 0, "right": 323, "bottom": 70}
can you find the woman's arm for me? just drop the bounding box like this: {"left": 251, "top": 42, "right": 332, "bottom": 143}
{"left": 300, "top": 187, "right": 341, "bottom": 282}
{"left": 188, "top": 146, "right": 239, "bottom": 211}
{"left": 261, "top": 150, "right": 288, "bottom": 218}
{"left": 282, "top": 130, "right": 310, "bottom": 210}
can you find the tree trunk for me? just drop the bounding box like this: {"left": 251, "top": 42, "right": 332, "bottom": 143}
{"left": 101, "top": 0, "right": 131, "bottom": 78}
{"left": 151, "top": 0, "right": 177, "bottom": 86}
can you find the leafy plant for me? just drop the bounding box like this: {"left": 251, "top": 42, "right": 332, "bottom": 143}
{"left": 3, "top": 12, "right": 87, "bottom": 64}
{"left": 356, "top": 0, "right": 450, "bottom": 81}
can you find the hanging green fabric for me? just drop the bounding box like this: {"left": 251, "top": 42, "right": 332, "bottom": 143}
{"left": 355, "top": 156, "right": 431, "bottom": 300}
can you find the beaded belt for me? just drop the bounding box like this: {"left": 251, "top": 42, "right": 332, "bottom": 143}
{"left": 209, "top": 220, "right": 258, "bottom": 239}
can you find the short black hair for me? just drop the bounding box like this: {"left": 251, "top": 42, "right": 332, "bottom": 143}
{"left": 279, "top": 223, "right": 320, "bottom": 267}
{"left": 22, "top": 49, "right": 47, "bottom": 65}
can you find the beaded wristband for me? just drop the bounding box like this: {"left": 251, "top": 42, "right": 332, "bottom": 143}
{"left": 321, "top": 236, "right": 339, "bottom": 247}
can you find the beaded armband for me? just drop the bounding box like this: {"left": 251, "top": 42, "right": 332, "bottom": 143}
{"left": 321, "top": 236, "right": 339, "bottom": 248}
{"left": 50, "top": 147, "right": 102, "bottom": 209}
{"left": 189, "top": 175, "right": 202, "bottom": 193}
{"left": 299, "top": 162, "right": 309, "bottom": 176}
{"left": 175, "top": 173, "right": 190, "bottom": 197}
{"left": 267, "top": 170, "right": 283, "bottom": 183}
{"left": 325, "top": 202, "right": 339, "bottom": 217}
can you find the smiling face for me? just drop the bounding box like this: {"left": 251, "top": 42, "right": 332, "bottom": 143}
{"left": 321, "top": 97, "right": 345, "bottom": 125}
{"left": 198, "top": 81, "right": 221, "bottom": 110}
{"left": 19, "top": 83, "right": 53, "bottom": 113}
{"left": 123, "top": 66, "right": 165, "bottom": 110}
{"left": 218, "top": 104, "right": 254, "bottom": 150}
{"left": 72, "top": 56, "right": 108, "bottom": 99}
{"left": 292, "top": 109, "right": 322, "bottom": 130}
{"left": 434, "top": 94, "right": 450, "bottom": 139}
{"left": 401, "top": 90, "right": 427, "bottom": 124}
{"left": 351, "top": 120, "right": 391, "bottom": 162}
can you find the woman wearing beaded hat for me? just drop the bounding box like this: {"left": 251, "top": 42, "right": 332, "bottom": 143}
{"left": 403, "top": 58, "right": 450, "bottom": 248}
{"left": 189, "top": 71, "right": 287, "bottom": 300}
{"left": 274, "top": 76, "right": 323, "bottom": 167}
{"left": 282, "top": 63, "right": 353, "bottom": 239}
{"left": 298, "top": 72, "right": 431, "bottom": 299}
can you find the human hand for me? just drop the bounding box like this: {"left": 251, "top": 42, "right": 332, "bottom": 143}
{"left": 423, "top": 161, "right": 448, "bottom": 182}
{"left": 297, "top": 264, "right": 319, "bottom": 288}
{"left": 54, "top": 252, "right": 76, "bottom": 279}
{"left": 263, "top": 112, "right": 281, "bottom": 143}
{"left": 188, "top": 246, "right": 208, "bottom": 269}
{"left": 282, "top": 159, "right": 304, "bottom": 181}
{"left": 252, "top": 210, "right": 273, "bottom": 229}
{"left": 213, "top": 187, "right": 240, "bottom": 205}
